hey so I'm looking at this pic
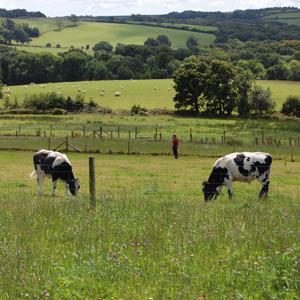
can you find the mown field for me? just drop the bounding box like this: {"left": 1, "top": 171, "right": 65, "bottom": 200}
{"left": 5, "top": 79, "right": 300, "bottom": 111}
{"left": 27, "top": 21, "right": 215, "bottom": 49}
{"left": 264, "top": 11, "right": 300, "bottom": 25}
{"left": 0, "top": 151, "right": 299, "bottom": 299}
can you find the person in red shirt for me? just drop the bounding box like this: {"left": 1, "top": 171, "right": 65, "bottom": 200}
{"left": 172, "top": 134, "right": 179, "bottom": 159}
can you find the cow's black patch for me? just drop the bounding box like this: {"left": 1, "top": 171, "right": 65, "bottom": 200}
{"left": 234, "top": 153, "right": 250, "bottom": 177}
{"left": 250, "top": 155, "right": 272, "bottom": 176}
{"left": 203, "top": 167, "right": 229, "bottom": 201}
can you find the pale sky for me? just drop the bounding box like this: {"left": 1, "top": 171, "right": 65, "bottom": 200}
{"left": 0, "top": 0, "right": 299, "bottom": 17}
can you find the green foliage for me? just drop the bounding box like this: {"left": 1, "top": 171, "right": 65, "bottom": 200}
{"left": 174, "top": 58, "right": 240, "bottom": 115}
{"left": 130, "top": 104, "right": 148, "bottom": 115}
{"left": 249, "top": 86, "right": 275, "bottom": 115}
{"left": 173, "top": 57, "right": 209, "bottom": 113}
{"left": 281, "top": 95, "right": 300, "bottom": 117}
{"left": 22, "top": 92, "right": 95, "bottom": 112}
{"left": 93, "top": 41, "right": 113, "bottom": 52}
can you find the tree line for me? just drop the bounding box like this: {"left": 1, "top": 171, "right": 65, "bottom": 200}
{"left": 0, "top": 19, "right": 40, "bottom": 45}
{"left": 1, "top": 32, "right": 300, "bottom": 85}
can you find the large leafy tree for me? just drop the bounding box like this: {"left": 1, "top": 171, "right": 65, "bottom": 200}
{"left": 173, "top": 58, "right": 209, "bottom": 113}
{"left": 205, "top": 60, "right": 237, "bottom": 115}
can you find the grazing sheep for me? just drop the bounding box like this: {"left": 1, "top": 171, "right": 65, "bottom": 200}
{"left": 120, "top": 85, "right": 124, "bottom": 89}
{"left": 114, "top": 91, "right": 121, "bottom": 97}
{"left": 100, "top": 92, "right": 105, "bottom": 96}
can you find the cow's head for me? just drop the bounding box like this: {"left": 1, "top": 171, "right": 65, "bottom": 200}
{"left": 202, "top": 181, "right": 219, "bottom": 201}
{"left": 69, "top": 178, "right": 80, "bottom": 196}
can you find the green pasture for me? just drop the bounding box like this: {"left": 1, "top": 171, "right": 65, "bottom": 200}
{"left": 265, "top": 11, "right": 300, "bottom": 19}
{"left": 29, "top": 21, "right": 215, "bottom": 49}
{"left": 0, "top": 113, "right": 300, "bottom": 160}
{"left": 1, "top": 17, "right": 73, "bottom": 34}
{"left": 0, "top": 151, "right": 299, "bottom": 299}
{"left": 11, "top": 45, "right": 69, "bottom": 55}
{"left": 129, "top": 21, "right": 217, "bottom": 32}
{"left": 5, "top": 79, "right": 300, "bottom": 111}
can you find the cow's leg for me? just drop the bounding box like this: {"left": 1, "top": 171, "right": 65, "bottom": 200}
{"left": 65, "top": 182, "right": 69, "bottom": 196}
{"left": 258, "top": 171, "right": 270, "bottom": 198}
{"left": 224, "top": 177, "right": 233, "bottom": 199}
{"left": 52, "top": 180, "right": 57, "bottom": 197}
{"left": 36, "top": 166, "right": 43, "bottom": 196}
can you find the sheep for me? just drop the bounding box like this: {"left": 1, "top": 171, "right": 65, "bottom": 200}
{"left": 100, "top": 92, "right": 105, "bottom": 96}
{"left": 114, "top": 91, "right": 121, "bottom": 97}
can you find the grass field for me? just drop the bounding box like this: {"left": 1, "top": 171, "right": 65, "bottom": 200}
{"left": 5, "top": 79, "right": 300, "bottom": 111}
{"left": 264, "top": 11, "right": 300, "bottom": 25}
{"left": 28, "top": 21, "right": 215, "bottom": 49}
{"left": 0, "top": 151, "right": 300, "bottom": 299}
{"left": 129, "top": 21, "right": 217, "bottom": 32}
{"left": 7, "top": 17, "right": 74, "bottom": 34}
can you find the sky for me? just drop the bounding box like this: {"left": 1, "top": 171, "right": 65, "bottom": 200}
{"left": 0, "top": 0, "right": 300, "bottom": 17}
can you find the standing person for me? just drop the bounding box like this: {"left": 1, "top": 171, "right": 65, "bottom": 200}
{"left": 172, "top": 134, "right": 179, "bottom": 159}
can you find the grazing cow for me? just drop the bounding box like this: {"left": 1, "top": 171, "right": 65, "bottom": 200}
{"left": 202, "top": 152, "right": 272, "bottom": 201}
{"left": 31, "top": 149, "right": 80, "bottom": 196}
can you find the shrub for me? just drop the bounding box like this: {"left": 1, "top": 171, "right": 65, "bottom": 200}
{"left": 46, "top": 42, "right": 51, "bottom": 48}
{"left": 281, "top": 96, "right": 300, "bottom": 117}
{"left": 56, "top": 43, "right": 61, "bottom": 48}
{"left": 22, "top": 93, "right": 96, "bottom": 112}
{"left": 130, "top": 104, "right": 148, "bottom": 115}
{"left": 249, "top": 86, "right": 275, "bottom": 115}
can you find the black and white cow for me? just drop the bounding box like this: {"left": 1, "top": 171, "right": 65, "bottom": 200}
{"left": 202, "top": 152, "right": 272, "bottom": 201}
{"left": 31, "top": 149, "right": 80, "bottom": 196}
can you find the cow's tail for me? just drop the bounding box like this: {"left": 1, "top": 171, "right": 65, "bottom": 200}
{"left": 30, "top": 170, "right": 37, "bottom": 179}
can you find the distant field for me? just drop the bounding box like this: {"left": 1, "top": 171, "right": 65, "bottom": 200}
{"left": 264, "top": 12, "right": 300, "bottom": 25}
{"left": 29, "top": 22, "right": 215, "bottom": 49}
{"left": 12, "top": 45, "right": 69, "bottom": 54}
{"left": 5, "top": 79, "right": 300, "bottom": 111}
{"left": 129, "top": 21, "right": 217, "bottom": 32}
{"left": 2, "top": 17, "right": 73, "bottom": 34}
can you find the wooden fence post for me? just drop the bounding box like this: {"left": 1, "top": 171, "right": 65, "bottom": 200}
{"left": 261, "top": 131, "right": 264, "bottom": 144}
{"left": 48, "top": 137, "right": 51, "bottom": 150}
{"left": 117, "top": 126, "right": 120, "bottom": 138}
{"left": 100, "top": 127, "right": 102, "bottom": 138}
{"left": 18, "top": 124, "right": 21, "bottom": 135}
{"left": 50, "top": 124, "right": 53, "bottom": 137}
{"left": 66, "top": 135, "right": 69, "bottom": 152}
{"left": 190, "top": 128, "right": 192, "bottom": 143}
{"left": 83, "top": 125, "right": 86, "bottom": 138}
{"left": 128, "top": 141, "right": 130, "bottom": 155}
{"left": 128, "top": 131, "right": 131, "bottom": 140}
{"left": 135, "top": 127, "right": 138, "bottom": 139}
{"left": 89, "top": 157, "right": 96, "bottom": 208}
{"left": 155, "top": 127, "right": 158, "bottom": 140}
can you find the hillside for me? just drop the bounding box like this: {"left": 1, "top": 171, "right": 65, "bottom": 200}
{"left": 27, "top": 21, "right": 214, "bottom": 49}
{"left": 5, "top": 79, "right": 300, "bottom": 111}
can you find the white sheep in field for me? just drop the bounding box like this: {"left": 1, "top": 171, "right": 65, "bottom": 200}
{"left": 100, "top": 92, "right": 105, "bottom": 96}
{"left": 114, "top": 91, "right": 121, "bottom": 97}
{"left": 120, "top": 85, "right": 124, "bottom": 89}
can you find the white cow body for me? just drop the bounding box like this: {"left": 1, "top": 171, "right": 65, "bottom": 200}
{"left": 202, "top": 152, "right": 272, "bottom": 201}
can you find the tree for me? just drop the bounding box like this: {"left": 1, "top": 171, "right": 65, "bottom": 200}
{"left": 281, "top": 96, "right": 300, "bottom": 117}
{"left": 267, "top": 62, "right": 290, "bottom": 80}
{"left": 69, "top": 14, "right": 79, "bottom": 26}
{"left": 173, "top": 58, "right": 209, "bottom": 113}
{"left": 186, "top": 36, "right": 199, "bottom": 49}
{"left": 235, "top": 70, "right": 254, "bottom": 116}
{"left": 156, "top": 35, "right": 171, "bottom": 47}
{"left": 249, "top": 86, "right": 275, "bottom": 115}
{"left": 288, "top": 60, "right": 300, "bottom": 81}
{"left": 85, "top": 60, "right": 108, "bottom": 80}
{"left": 205, "top": 60, "right": 238, "bottom": 115}
{"left": 56, "top": 19, "right": 63, "bottom": 31}
{"left": 144, "top": 37, "right": 158, "bottom": 48}
{"left": 93, "top": 41, "right": 113, "bottom": 53}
